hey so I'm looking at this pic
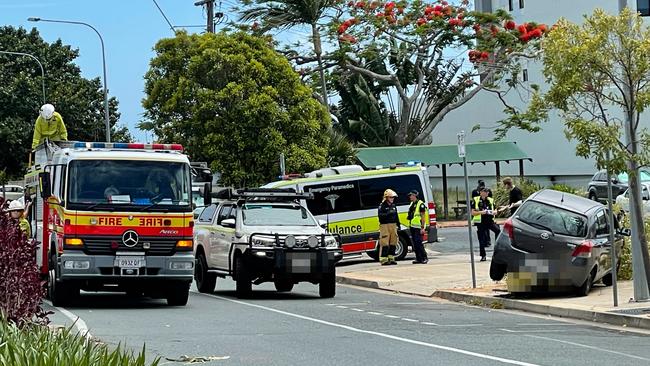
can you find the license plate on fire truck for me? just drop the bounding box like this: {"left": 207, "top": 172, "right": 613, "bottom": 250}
{"left": 114, "top": 256, "right": 145, "bottom": 268}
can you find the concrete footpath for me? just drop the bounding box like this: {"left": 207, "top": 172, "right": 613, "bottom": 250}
{"left": 336, "top": 251, "right": 650, "bottom": 330}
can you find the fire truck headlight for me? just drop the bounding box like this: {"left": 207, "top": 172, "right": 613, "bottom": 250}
{"left": 170, "top": 261, "right": 194, "bottom": 270}
{"left": 64, "top": 260, "right": 90, "bottom": 270}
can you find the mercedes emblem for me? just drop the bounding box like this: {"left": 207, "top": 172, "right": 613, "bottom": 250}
{"left": 122, "top": 230, "right": 139, "bottom": 248}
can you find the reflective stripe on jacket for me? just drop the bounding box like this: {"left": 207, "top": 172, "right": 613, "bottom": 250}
{"left": 408, "top": 199, "right": 426, "bottom": 228}
{"left": 472, "top": 196, "right": 495, "bottom": 223}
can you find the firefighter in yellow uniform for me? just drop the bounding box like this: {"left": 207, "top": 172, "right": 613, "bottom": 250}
{"left": 32, "top": 104, "right": 68, "bottom": 150}
{"left": 7, "top": 200, "right": 31, "bottom": 238}
{"left": 378, "top": 189, "right": 399, "bottom": 265}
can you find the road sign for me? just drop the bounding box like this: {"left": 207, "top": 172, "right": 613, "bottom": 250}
{"left": 457, "top": 131, "right": 466, "bottom": 158}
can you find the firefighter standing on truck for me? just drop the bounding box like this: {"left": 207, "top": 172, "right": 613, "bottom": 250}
{"left": 32, "top": 104, "right": 68, "bottom": 149}
{"left": 378, "top": 189, "right": 399, "bottom": 266}
{"left": 407, "top": 190, "right": 428, "bottom": 264}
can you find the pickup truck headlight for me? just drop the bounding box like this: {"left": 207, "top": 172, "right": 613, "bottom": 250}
{"left": 325, "top": 237, "right": 338, "bottom": 248}
{"left": 252, "top": 236, "right": 276, "bottom": 247}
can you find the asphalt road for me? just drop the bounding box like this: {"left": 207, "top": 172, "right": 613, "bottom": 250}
{"left": 46, "top": 278, "right": 650, "bottom": 366}
{"left": 435, "top": 226, "right": 497, "bottom": 254}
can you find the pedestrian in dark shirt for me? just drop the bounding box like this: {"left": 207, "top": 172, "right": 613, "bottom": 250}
{"left": 471, "top": 188, "right": 500, "bottom": 261}
{"left": 498, "top": 177, "right": 523, "bottom": 217}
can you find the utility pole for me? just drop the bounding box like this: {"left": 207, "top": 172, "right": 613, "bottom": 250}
{"left": 194, "top": 0, "right": 215, "bottom": 33}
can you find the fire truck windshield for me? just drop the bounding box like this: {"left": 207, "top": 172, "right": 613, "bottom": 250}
{"left": 67, "top": 160, "right": 191, "bottom": 211}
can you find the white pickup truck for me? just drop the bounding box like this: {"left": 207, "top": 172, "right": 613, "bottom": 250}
{"left": 193, "top": 188, "right": 343, "bottom": 298}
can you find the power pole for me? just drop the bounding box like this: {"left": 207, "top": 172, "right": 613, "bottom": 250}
{"left": 194, "top": 0, "right": 215, "bottom": 33}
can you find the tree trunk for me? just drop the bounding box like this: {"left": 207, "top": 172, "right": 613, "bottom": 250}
{"left": 311, "top": 23, "right": 329, "bottom": 113}
{"left": 395, "top": 99, "right": 411, "bottom": 145}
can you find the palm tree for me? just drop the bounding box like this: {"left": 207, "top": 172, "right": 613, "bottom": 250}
{"left": 240, "top": 0, "right": 335, "bottom": 111}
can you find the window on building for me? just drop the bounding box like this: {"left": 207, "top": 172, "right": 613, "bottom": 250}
{"left": 519, "top": 0, "right": 524, "bottom": 9}
{"left": 639, "top": 0, "right": 650, "bottom": 16}
{"left": 522, "top": 69, "right": 528, "bottom": 82}
{"left": 508, "top": 0, "right": 513, "bottom": 11}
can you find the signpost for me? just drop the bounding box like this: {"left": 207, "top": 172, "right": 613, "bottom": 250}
{"left": 605, "top": 157, "right": 619, "bottom": 306}
{"left": 458, "top": 131, "right": 476, "bottom": 288}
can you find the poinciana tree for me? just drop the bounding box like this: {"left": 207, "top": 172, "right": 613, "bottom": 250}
{"left": 329, "top": 0, "right": 548, "bottom": 145}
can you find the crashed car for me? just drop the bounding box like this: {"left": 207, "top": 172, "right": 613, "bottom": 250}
{"left": 193, "top": 188, "right": 343, "bottom": 298}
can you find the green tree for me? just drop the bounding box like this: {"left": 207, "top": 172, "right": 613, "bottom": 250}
{"left": 330, "top": 0, "right": 547, "bottom": 145}
{"left": 240, "top": 0, "right": 337, "bottom": 110}
{"left": 520, "top": 8, "right": 650, "bottom": 288}
{"left": 142, "top": 31, "right": 330, "bottom": 187}
{"left": 0, "top": 26, "right": 125, "bottom": 178}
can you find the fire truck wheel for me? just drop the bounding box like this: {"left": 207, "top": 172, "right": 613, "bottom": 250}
{"left": 48, "top": 267, "right": 78, "bottom": 307}
{"left": 166, "top": 282, "right": 190, "bottom": 306}
{"left": 195, "top": 252, "right": 217, "bottom": 293}
{"left": 235, "top": 256, "right": 252, "bottom": 299}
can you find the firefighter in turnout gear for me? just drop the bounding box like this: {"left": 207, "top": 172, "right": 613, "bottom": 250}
{"left": 32, "top": 104, "right": 68, "bottom": 150}
{"left": 378, "top": 189, "right": 399, "bottom": 265}
{"left": 7, "top": 200, "right": 31, "bottom": 238}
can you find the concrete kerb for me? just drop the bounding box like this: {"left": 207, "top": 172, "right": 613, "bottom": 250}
{"left": 336, "top": 276, "right": 379, "bottom": 289}
{"left": 433, "top": 290, "right": 650, "bottom": 330}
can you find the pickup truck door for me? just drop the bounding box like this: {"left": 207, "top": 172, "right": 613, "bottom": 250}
{"left": 213, "top": 205, "right": 236, "bottom": 270}
{"left": 196, "top": 204, "right": 219, "bottom": 268}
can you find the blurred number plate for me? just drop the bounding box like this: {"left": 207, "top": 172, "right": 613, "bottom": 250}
{"left": 115, "top": 256, "right": 145, "bottom": 268}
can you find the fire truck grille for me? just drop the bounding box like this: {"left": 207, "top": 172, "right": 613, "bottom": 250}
{"left": 82, "top": 236, "right": 177, "bottom": 256}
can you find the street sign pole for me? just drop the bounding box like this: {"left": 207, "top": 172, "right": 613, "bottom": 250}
{"left": 280, "top": 153, "right": 286, "bottom": 177}
{"left": 458, "top": 131, "right": 476, "bottom": 288}
{"left": 605, "top": 154, "right": 618, "bottom": 307}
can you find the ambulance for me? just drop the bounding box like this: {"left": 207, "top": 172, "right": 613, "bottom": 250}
{"left": 25, "top": 141, "right": 195, "bottom": 306}
{"left": 263, "top": 164, "right": 437, "bottom": 261}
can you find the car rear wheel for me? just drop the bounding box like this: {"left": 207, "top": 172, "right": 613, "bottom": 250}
{"left": 195, "top": 252, "right": 217, "bottom": 293}
{"left": 489, "top": 262, "right": 507, "bottom": 281}
{"left": 235, "top": 256, "right": 252, "bottom": 299}
{"left": 589, "top": 192, "right": 598, "bottom": 201}
{"left": 576, "top": 269, "right": 595, "bottom": 297}
{"left": 274, "top": 280, "right": 294, "bottom": 293}
{"left": 319, "top": 272, "right": 336, "bottom": 298}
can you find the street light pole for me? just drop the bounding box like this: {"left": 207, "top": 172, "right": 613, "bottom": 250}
{"left": 28, "top": 17, "right": 111, "bottom": 142}
{"left": 0, "top": 50, "right": 46, "bottom": 104}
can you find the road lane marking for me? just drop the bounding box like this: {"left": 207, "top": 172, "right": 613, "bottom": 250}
{"left": 368, "top": 312, "right": 384, "bottom": 316}
{"left": 384, "top": 315, "right": 400, "bottom": 319}
{"left": 336, "top": 306, "right": 348, "bottom": 309}
{"left": 401, "top": 318, "right": 419, "bottom": 322}
{"left": 501, "top": 329, "right": 566, "bottom": 334}
{"left": 194, "top": 292, "right": 541, "bottom": 366}
{"left": 422, "top": 322, "right": 440, "bottom": 326}
{"left": 525, "top": 335, "right": 650, "bottom": 362}
{"left": 351, "top": 308, "right": 365, "bottom": 312}
{"left": 44, "top": 300, "right": 92, "bottom": 340}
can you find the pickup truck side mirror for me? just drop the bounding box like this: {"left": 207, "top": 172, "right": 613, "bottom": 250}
{"left": 221, "top": 218, "right": 236, "bottom": 228}
{"left": 618, "top": 228, "right": 632, "bottom": 237}
{"left": 318, "top": 219, "right": 328, "bottom": 230}
{"left": 203, "top": 183, "right": 211, "bottom": 206}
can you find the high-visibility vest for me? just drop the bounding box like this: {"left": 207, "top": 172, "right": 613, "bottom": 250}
{"left": 472, "top": 196, "right": 494, "bottom": 223}
{"left": 409, "top": 200, "right": 425, "bottom": 228}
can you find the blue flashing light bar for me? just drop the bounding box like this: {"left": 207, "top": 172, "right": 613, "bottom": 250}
{"left": 72, "top": 142, "right": 183, "bottom": 151}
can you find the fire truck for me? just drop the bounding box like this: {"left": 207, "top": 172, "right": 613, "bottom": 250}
{"left": 25, "top": 141, "right": 195, "bottom": 306}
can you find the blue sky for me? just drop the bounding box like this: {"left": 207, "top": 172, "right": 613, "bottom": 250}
{"left": 1, "top": 0, "right": 265, "bottom": 142}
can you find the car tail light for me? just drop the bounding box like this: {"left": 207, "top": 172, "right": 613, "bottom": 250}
{"left": 503, "top": 218, "right": 514, "bottom": 240}
{"left": 572, "top": 240, "right": 593, "bottom": 258}
{"left": 428, "top": 201, "right": 437, "bottom": 228}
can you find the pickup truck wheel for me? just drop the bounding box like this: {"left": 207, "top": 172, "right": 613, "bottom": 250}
{"left": 195, "top": 252, "right": 217, "bottom": 293}
{"left": 166, "top": 282, "right": 190, "bottom": 306}
{"left": 235, "top": 256, "right": 252, "bottom": 299}
{"left": 319, "top": 272, "right": 336, "bottom": 298}
{"left": 274, "top": 280, "right": 294, "bottom": 293}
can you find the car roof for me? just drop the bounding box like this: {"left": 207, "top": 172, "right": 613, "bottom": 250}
{"left": 528, "top": 189, "right": 602, "bottom": 214}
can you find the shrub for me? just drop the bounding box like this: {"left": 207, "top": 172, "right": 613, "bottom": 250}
{"left": 0, "top": 211, "right": 48, "bottom": 326}
{"left": 617, "top": 215, "right": 650, "bottom": 281}
{"left": 0, "top": 321, "right": 159, "bottom": 366}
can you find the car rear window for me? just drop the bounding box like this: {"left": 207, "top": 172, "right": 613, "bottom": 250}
{"left": 517, "top": 201, "right": 587, "bottom": 237}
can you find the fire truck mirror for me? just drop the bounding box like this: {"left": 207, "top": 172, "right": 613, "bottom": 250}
{"left": 39, "top": 172, "right": 51, "bottom": 199}
{"left": 203, "top": 182, "right": 212, "bottom": 206}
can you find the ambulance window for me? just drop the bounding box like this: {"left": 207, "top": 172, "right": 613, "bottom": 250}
{"left": 304, "top": 181, "right": 361, "bottom": 215}
{"left": 198, "top": 204, "right": 218, "bottom": 223}
{"left": 359, "top": 174, "right": 422, "bottom": 208}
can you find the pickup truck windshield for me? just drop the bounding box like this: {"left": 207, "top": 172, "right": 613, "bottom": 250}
{"left": 67, "top": 160, "right": 191, "bottom": 210}
{"left": 243, "top": 204, "right": 316, "bottom": 226}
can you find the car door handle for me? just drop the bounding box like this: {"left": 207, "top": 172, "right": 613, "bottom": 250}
{"left": 566, "top": 243, "right": 577, "bottom": 249}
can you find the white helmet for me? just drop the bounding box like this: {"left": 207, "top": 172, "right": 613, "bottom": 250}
{"left": 40, "top": 104, "right": 55, "bottom": 120}
{"left": 7, "top": 200, "right": 25, "bottom": 212}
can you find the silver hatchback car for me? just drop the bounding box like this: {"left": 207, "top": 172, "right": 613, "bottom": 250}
{"left": 490, "top": 189, "right": 628, "bottom": 296}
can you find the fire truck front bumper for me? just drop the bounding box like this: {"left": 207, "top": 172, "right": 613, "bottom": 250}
{"left": 58, "top": 252, "right": 195, "bottom": 282}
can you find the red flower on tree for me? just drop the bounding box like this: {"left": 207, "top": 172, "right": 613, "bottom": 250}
{"left": 416, "top": 17, "right": 427, "bottom": 26}
{"left": 504, "top": 20, "right": 516, "bottom": 30}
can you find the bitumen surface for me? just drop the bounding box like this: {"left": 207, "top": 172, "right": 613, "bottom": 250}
{"left": 46, "top": 278, "right": 650, "bottom": 366}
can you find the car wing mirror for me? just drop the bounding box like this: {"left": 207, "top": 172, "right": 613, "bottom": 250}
{"left": 222, "top": 218, "right": 236, "bottom": 228}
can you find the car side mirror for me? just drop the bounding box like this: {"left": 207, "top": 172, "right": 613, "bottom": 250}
{"left": 222, "top": 218, "right": 236, "bottom": 228}
{"left": 318, "top": 219, "right": 328, "bottom": 230}
{"left": 618, "top": 228, "right": 632, "bottom": 237}
{"left": 39, "top": 172, "right": 51, "bottom": 199}
{"left": 203, "top": 183, "right": 211, "bottom": 206}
